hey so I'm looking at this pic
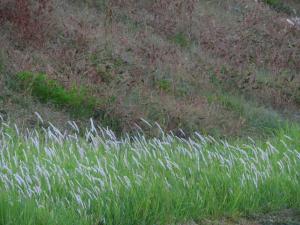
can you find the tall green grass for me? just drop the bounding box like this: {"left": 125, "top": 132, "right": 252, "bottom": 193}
{"left": 0, "top": 119, "right": 299, "bottom": 225}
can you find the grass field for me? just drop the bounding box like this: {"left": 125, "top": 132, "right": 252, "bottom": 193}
{"left": 0, "top": 119, "right": 299, "bottom": 225}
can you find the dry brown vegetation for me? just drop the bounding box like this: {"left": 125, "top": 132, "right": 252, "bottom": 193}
{"left": 0, "top": 0, "right": 299, "bottom": 137}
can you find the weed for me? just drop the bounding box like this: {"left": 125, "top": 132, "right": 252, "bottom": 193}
{"left": 95, "top": 65, "right": 113, "bottom": 83}
{"left": 170, "top": 32, "right": 191, "bottom": 48}
{"left": 156, "top": 79, "right": 172, "bottom": 92}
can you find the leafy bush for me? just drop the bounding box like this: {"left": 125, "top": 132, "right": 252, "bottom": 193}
{"left": 170, "top": 32, "right": 191, "bottom": 48}
{"left": 156, "top": 79, "right": 172, "bottom": 92}
{"left": 16, "top": 72, "right": 123, "bottom": 132}
{"left": 17, "top": 72, "right": 97, "bottom": 117}
{"left": 263, "top": 0, "right": 294, "bottom": 14}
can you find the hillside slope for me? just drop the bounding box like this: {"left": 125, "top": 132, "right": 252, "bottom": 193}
{"left": 0, "top": 0, "right": 299, "bottom": 137}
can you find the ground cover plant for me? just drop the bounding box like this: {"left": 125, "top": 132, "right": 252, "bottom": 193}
{"left": 0, "top": 119, "right": 299, "bottom": 225}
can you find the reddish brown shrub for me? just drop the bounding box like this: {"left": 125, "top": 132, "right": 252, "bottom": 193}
{"left": 198, "top": 2, "right": 300, "bottom": 73}
{"left": 0, "top": 0, "right": 53, "bottom": 46}
{"left": 105, "top": 0, "right": 196, "bottom": 36}
{"left": 149, "top": 0, "right": 196, "bottom": 35}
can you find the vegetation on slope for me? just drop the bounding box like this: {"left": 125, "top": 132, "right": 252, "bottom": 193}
{"left": 0, "top": 0, "right": 299, "bottom": 137}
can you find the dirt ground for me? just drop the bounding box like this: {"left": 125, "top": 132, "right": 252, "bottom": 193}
{"left": 184, "top": 209, "right": 300, "bottom": 225}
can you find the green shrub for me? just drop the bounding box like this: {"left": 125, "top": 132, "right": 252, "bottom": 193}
{"left": 217, "top": 93, "right": 284, "bottom": 133}
{"left": 263, "top": 0, "right": 294, "bottom": 14}
{"left": 16, "top": 72, "right": 97, "bottom": 117}
{"left": 157, "top": 79, "right": 172, "bottom": 92}
{"left": 0, "top": 51, "right": 5, "bottom": 74}
{"left": 170, "top": 32, "right": 191, "bottom": 48}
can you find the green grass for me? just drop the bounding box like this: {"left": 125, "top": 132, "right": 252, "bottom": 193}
{"left": 0, "top": 121, "right": 299, "bottom": 225}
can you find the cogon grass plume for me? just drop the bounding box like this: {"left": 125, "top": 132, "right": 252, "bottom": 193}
{"left": 0, "top": 117, "right": 299, "bottom": 225}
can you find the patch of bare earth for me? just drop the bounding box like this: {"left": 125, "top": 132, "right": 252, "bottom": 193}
{"left": 181, "top": 209, "right": 300, "bottom": 225}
